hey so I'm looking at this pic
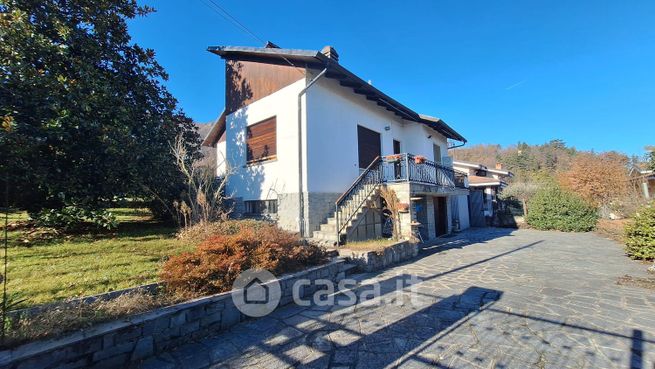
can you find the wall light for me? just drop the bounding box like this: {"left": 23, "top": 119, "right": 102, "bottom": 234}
{"left": 384, "top": 125, "right": 391, "bottom": 131}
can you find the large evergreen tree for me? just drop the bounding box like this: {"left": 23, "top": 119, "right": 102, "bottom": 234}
{"left": 0, "top": 0, "right": 199, "bottom": 217}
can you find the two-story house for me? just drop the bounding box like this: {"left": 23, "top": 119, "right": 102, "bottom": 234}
{"left": 202, "top": 43, "right": 469, "bottom": 244}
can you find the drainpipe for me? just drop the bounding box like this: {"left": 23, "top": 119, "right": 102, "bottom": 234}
{"left": 297, "top": 67, "right": 328, "bottom": 237}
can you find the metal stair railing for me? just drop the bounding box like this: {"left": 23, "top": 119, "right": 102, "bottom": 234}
{"left": 334, "top": 156, "right": 383, "bottom": 243}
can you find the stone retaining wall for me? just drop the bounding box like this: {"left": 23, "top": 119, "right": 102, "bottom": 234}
{"left": 341, "top": 241, "right": 418, "bottom": 272}
{"left": 0, "top": 260, "right": 348, "bottom": 369}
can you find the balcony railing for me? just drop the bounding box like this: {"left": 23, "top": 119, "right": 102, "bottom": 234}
{"left": 379, "top": 153, "right": 458, "bottom": 188}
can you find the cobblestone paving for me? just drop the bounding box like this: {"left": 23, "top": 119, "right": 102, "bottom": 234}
{"left": 143, "top": 228, "right": 655, "bottom": 369}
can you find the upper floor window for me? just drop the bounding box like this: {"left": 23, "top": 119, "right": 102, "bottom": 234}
{"left": 246, "top": 116, "right": 276, "bottom": 163}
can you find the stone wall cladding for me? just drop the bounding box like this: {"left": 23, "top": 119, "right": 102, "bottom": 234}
{"left": 305, "top": 192, "right": 341, "bottom": 237}
{"left": 276, "top": 192, "right": 300, "bottom": 233}
{"left": 341, "top": 241, "right": 418, "bottom": 272}
{"left": 0, "top": 260, "right": 348, "bottom": 369}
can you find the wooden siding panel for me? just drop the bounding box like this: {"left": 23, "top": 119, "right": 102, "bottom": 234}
{"left": 226, "top": 60, "right": 305, "bottom": 113}
{"left": 246, "top": 117, "right": 276, "bottom": 163}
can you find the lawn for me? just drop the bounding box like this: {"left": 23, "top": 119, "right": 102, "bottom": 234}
{"left": 2, "top": 208, "right": 193, "bottom": 309}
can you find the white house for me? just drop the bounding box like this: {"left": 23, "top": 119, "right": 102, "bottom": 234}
{"left": 202, "top": 44, "right": 469, "bottom": 244}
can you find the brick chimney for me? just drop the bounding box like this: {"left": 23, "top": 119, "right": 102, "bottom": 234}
{"left": 496, "top": 163, "right": 503, "bottom": 170}
{"left": 321, "top": 45, "right": 339, "bottom": 63}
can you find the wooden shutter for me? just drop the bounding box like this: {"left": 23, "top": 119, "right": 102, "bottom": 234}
{"left": 246, "top": 117, "right": 276, "bottom": 163}
{"left": 357, "top": 125, "right": 381, "bottom": 169}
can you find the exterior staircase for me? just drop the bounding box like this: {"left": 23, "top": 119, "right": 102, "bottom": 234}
{"left": 310, "top": 153, "right": 460, "bottom": 246}
{"left": 311, "top": 184, "right": 381, "bottom": 245}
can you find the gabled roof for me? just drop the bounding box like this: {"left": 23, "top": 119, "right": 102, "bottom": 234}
{"left": 203, "top": 45, "right": 466, "bottom": 146}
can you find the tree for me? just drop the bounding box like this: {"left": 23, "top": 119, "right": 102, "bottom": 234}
{"left": 558, "top": 152, "right": 630, "bottom": 208}
{"left": 498, "top": 180, "right": 543, "bottom": 216}
{"left": 0, "top": 0, "right": 199, "bottom": 218}
{"left": 646, "top": 146, "right": 655, "bottom": 171}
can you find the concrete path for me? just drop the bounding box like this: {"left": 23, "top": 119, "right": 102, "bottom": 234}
{"left": 143, "top": 228, "right": 655, "bottom": 369}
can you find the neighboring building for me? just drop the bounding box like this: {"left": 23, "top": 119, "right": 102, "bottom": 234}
{"left": 202, "top": 43, "right": 469, "bottom": 244}
{"left": 639, "top": 170, "right": 655, "bottom": 199}
{"left": 453, "top": 161, "right": 513, "bottom": 226}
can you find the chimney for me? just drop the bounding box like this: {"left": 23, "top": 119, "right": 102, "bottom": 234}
{"left": 321, "top": 45, "right": 339, "bottom": 63}
{"left": 496, "top": 163, "right": 503, "bottom": 170}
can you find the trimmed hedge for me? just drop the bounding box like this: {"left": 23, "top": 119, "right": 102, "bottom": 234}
{"left": 625, "top": 203, "right": 655, "bottom": 260}
{"left": 526, "top": 186, "right": 598, "bottom": 232}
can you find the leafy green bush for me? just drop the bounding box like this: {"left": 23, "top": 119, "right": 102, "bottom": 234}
{"left": 34, "top": 206, "right": 118, "bottom": 231}
{"left": 625, "top": 203, "right": 655, "bottom": 260}
{"left": 526, "top": 186, "right": 598, "bottom": 232}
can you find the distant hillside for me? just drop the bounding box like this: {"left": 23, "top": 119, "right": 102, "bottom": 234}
{"left": 451, "top": 139, "right": 637, "bottom": 178}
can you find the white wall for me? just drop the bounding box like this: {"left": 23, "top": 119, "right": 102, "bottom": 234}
{"left": 222, "top": 78, "right": 306, "bottom": 201}
{"left": 304, "top": 76, "right": 452, "bottom": 194}
{"left": 456, "top": 194, "right": 470, "bottom": 230}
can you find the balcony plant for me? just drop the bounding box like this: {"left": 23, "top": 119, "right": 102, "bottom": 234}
{"left": 385, "top": 154, "right": 402, "bottom": 162}
{"left": 414, "top": 155, "right": 427, "bottom": 164}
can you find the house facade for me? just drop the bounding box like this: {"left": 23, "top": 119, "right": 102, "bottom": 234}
{"left": 202, "top": 44, "right": 469, "bottom": 244}
{"left": 453, "top": 161, "right": 513, "bottom": 226}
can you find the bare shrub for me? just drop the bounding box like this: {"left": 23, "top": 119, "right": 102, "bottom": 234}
{"left": 379, "top": 187, "right": 401, "bottom": 240}
{"left": 171, "top": 133, "right": 232, "bottom": 228}
{"left": 161, "top": 222, "right": 328, "bottom": 297}
{"left": 176, "top": 219, "right": 272, "bottom": 245}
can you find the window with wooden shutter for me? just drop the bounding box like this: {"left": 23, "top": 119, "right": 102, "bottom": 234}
{"left": 246, "top": 117, "right": 276, "bottom": 163}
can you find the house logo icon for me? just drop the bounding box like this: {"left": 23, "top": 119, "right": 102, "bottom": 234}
{"left": 232, "top": 269, "right": 281, "bottom": 317}
{"left": 243, "top": 277, "right": 269, "bottom": 304}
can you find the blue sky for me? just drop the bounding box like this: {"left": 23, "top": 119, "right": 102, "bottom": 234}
{"left": 128, "top": 0, "right": 655, "bottom": 157}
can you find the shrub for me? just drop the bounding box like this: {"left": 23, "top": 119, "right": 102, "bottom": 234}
{"left": 176, "top": 219, "right": 272, "bottom": 245}
{"left": 526, "top": 186, "right": 598, "bottom": 232}
{"left": 625, "top": 203, "right": 655, "bottom": 260}
{"left": 161, "top": 223, "right": 327, "bottom": 297}
{"left": 33, "top": 206, "right": 118, "bottom": 231}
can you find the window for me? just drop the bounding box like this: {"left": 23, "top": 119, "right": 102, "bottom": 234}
{"left": 245, "top": 200, "right": 278, "bottom": 215}
{"left": 393, "top": 140, "right": 401, "bottom": 154}
{"left": 433, "top": 144, "right": 442, "bottom": 164}
{"left": 246, "top": 117, "right": 276, "bottom": 163}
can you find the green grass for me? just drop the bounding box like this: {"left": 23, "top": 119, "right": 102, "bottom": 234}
{"left": 1, "top": 208, "right": 193, "bottom": 309}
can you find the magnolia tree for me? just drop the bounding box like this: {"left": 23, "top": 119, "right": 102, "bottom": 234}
{"left": 0, "top": 0, "right": 199, "bottom": 222}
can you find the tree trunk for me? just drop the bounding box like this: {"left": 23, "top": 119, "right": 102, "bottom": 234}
{"left": 522, "top": 198, "right": 528, "bottom": 216}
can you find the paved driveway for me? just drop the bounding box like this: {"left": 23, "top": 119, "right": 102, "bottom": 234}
{"left": 144, "top": 228, "right": 655, "bottom": 369}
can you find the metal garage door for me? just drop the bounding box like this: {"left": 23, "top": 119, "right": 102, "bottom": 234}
{"left": 469, "top": 190, "right": 486, "bottom": 227}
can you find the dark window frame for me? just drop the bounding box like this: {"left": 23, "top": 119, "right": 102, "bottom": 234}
{"left": 244, "top": 199, "right": 278, "bottom": 215}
